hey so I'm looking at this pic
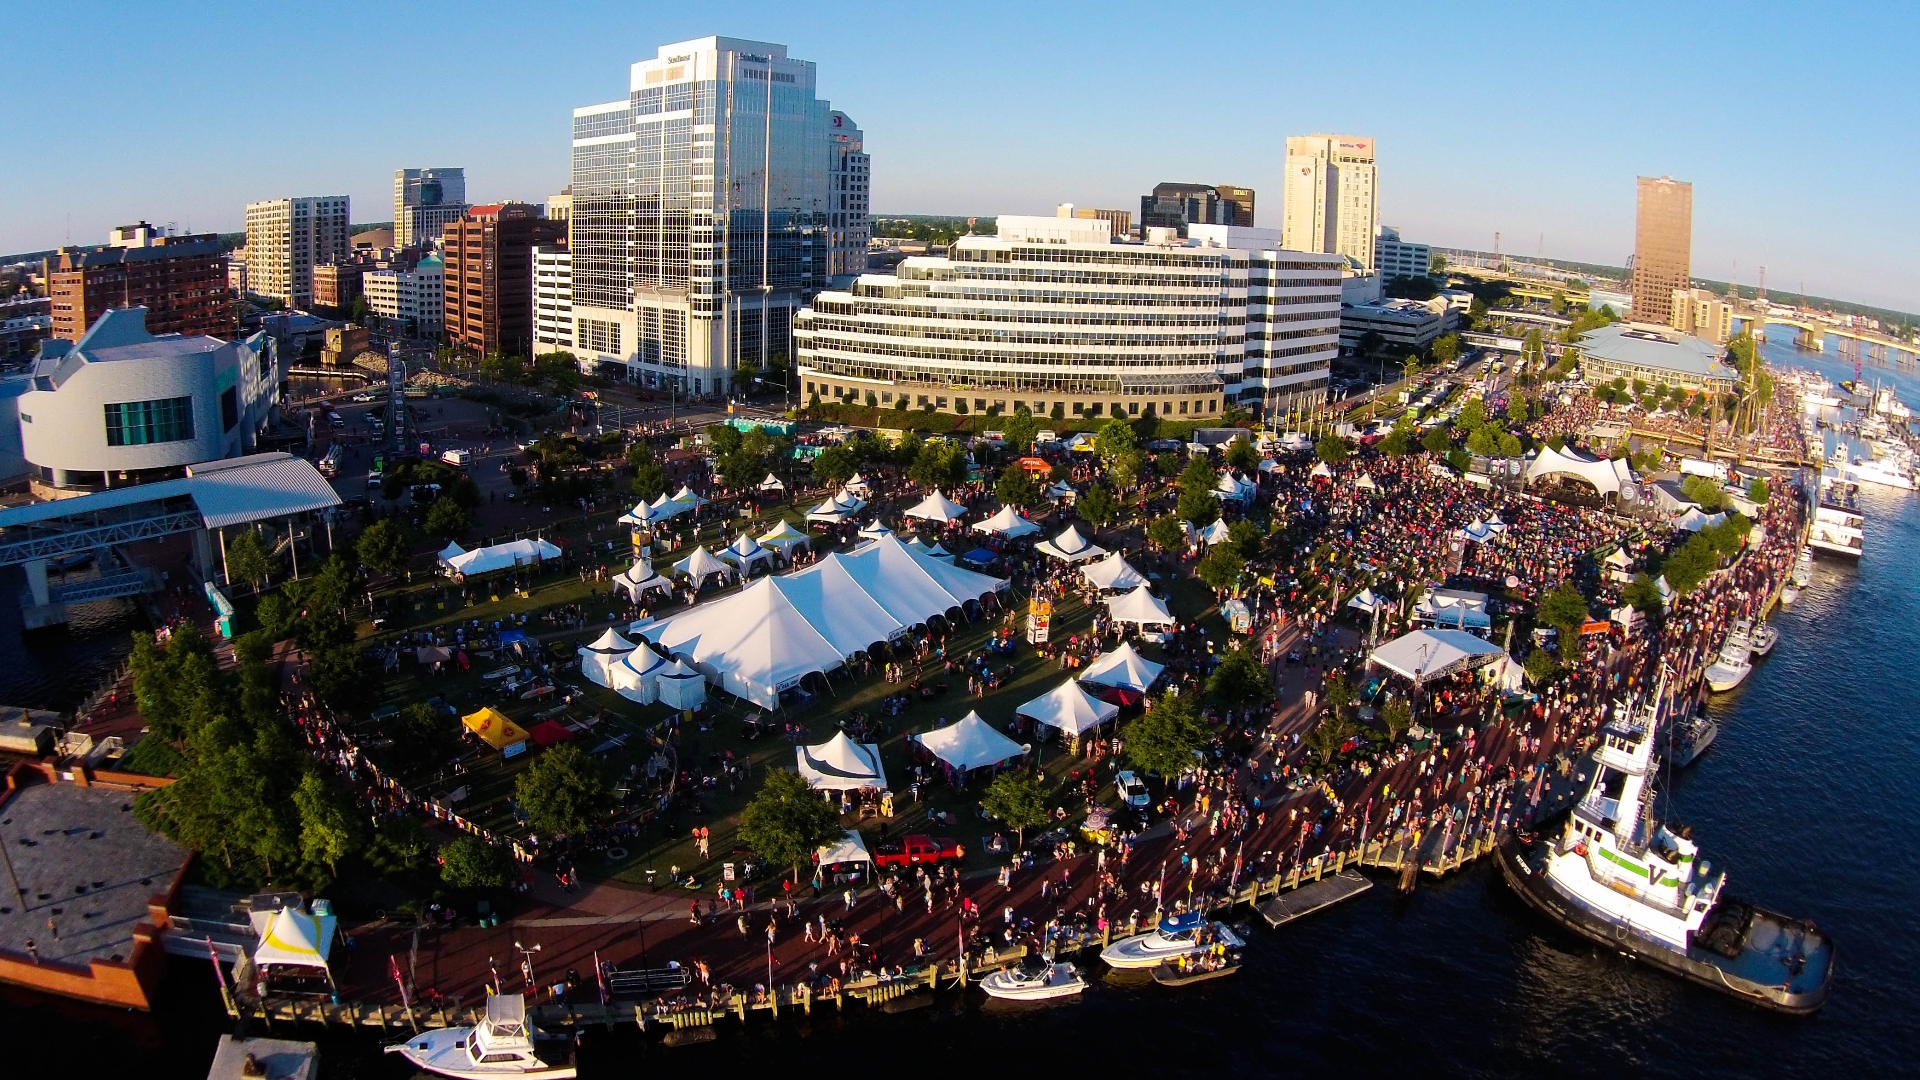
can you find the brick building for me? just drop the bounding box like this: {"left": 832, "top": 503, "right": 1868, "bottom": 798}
{"left": 44, "top": 223, "right": 234, "bottom": 342}
{"left": 442, "top": 204, "right": 563, "bottom": 357}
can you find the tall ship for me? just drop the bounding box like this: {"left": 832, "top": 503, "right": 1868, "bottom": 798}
{"left": 1497, "top": 691, "right": 1834, "bottom": 1013}
{"left": 1808, "top": 475, "right": 1865, "bottom": 558}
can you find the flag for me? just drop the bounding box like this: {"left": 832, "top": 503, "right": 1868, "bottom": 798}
{"left": 205, "top": 936, "right": 227, "bottom": 991}
{"left": 390, "top": 954, "right": 412, "bottom": 1010}
{"left": 594, "top": 950, "right": 608, "bottom": 1006}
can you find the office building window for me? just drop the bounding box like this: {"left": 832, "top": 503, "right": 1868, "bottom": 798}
{"left": 105, "top": 396, "right": 195, "bottom": 446}
{"left": 221, "top": 387, "right": 239, "bottom": 432}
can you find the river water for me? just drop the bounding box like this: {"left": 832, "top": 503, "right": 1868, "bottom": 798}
{"left": 4, "top": 337, "right": 1917, "bottom": 1077}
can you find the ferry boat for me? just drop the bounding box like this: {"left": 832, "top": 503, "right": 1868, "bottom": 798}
{"left": 1808, "top": 477, "right": 1865, "bottom": 558}
{"left": 1703, "top": 621, "right": 1754, "bottom": 692}
{"left": 1497, "top": 694, "right": 1835, "bottom": 1013}
{"left": 980, "top": 955, "right": 1087, "bottom": 1001}
{"left": 1099, "top": 912, "right": 1245, "bottom": 969}
{"left": 386, "top": 995, "right": 576, "bottom": 1079}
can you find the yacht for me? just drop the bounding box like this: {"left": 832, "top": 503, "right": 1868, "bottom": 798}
{"left": 1498, "top": 693, "right": 1834, "bottom": 1013}
{"left": 1843, "top": 456, "right": 1915, "bottom": 491}
{"left": 1809, "top": 477, "right": 1866, "bottom": 558}
{"left": 1704, "top": 621, "right": 1754, "bottom": 692}
{"left": 1791, "top": 549, "right": 1814, "bottom": 587}
{"left": 1099, "top": 912, "right": 1245, "bottom": 969}
{"left": 1748, "top": 621, "right": 1779, "bottom": 657}
{"left": 981, "top": 955, "right": 1087, "bottom": 1001}
{"left": 1873, "top": 384, "right": 1911, "bottom": 420}
{"left": 386, "top": 995, "right": 576, "bottom": 1080}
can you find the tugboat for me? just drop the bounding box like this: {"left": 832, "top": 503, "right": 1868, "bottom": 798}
{"left": 981, "top": 954, "right": 1087, "bottom": 1001}
{"left": 1099, "top": 911, "right": 1245, "bottom": 970}
{"left": 386, "top": 994, "right": 577, "bottom": 1079}
{"left": 1498, "top": 693, "right": 1834, "bottom": 1013}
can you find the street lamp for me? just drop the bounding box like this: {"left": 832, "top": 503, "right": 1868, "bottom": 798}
{"left": 512, "top": 940, "right": 543, "bottom": 992}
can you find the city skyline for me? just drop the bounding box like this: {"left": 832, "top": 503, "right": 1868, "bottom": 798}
{"left": 7, "top": 0, "right": 1916, "bottom": 311}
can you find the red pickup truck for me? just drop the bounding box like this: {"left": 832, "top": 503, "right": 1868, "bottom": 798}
{"left": 873, "top": 834, "right": 964, "bottom": 867}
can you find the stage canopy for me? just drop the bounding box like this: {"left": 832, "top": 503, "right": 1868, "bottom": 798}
{"left": 1525, "top": 443, "right": 1634, "bottom": 497}
{"left": 1368, "top": 628, "right": 1507, "bottom": 685}
{"left": 904, "top": 489, "right": 967, "bottom": 523}
{"left": 462, "top": 707, "right": 529, "bottom": 750}
{"left": 797, "top": 730, "right": 888, "bottom": 790}
{"left": 1080, "top": 551, "right": 1146, "bottom": 591}
{"left": 1016, "top": 680, "right": 1120, "bottom": 736}
{"left": 445, "top": 538, "right": 561, "bottom": 576}
{"left": 1079, "top": 641, "right": 1165, "bottom": 694}
{"left": 1036, "top": 523, "right": 1106, "bottom": 562}
{"left": 579, "top": 627, "right": 636, "bottom": 687}
{"left": 972, "top": 506, "right": 1041, "bottom": 538}
{"left": 1105, "top": 585, "right": 1175, "bottom": 627}
{"left": 912, "top": 711, "right": 1027, "bottom": 773}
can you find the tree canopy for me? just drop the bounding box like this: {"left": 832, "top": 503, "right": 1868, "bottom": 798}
{"left": 1124, "top": 693, "right": 1208, "bottom": 778}
{"left": 1207, "top": 645, "right": 1272, "bottom": 706}
{"left": 738, "top": 768, "right": 844, "bottom": 878}
{"left": 514, "top": 743, "right": 610, "bottom": 839}
{"left": 1537, "top": 580, "right": 1591, "bottom": 636}
{"left": 980, "top": 772, "right": 1050, "bottom": 845}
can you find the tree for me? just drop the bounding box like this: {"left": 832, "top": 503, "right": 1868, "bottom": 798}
{"left": 1748, "top": 477, "right": 1770, "bottom": 505}
{"left": 1147, "top": 514, "right": 1186, "bottom": 551}
{"left": 1380, "top": 417, "right": 1415, "bottom": 457}
{"left": 1207, "top": 646, "right": 1271, "bottom": 706}
{"left": 255, "top": 592, "right": 295, "bottom": 640}
{"left": 1002, "top": 406, "right": 1039, "bottom": 453}
{"left": 908, "top": 440, "right": 967, "bottom": 491}
{"left": 813, "top": 444, "right": 857, "bottom": 486}
{"left": 1078, "top": 483, "right": 1120, "bottom": 529}
{"left": 1304, "top": 709, "right": 1355, "bottom": 769}
{"left": 1379, "top": 699, "right": 1412, "bottom": 741}
{"left": 1224, "top": 439, "right": 1259, "bottom": 472}
{"left": 995, "top": 466, "right": 1040, "bottom": 509}
{"left": 1107, "top": 448, "right": 1145, "bottom": 490}
{"left": 707, "top": 423, "right": 744, "bottom": 457}
{"left": 293, "top": 771, "right": 353, "bottom": 876}
{"left": 1524, "top": 650, "right": 1563, "bottom": 685}
{"left": 514, "top": 743, "right": 610, "bottom": 839}
{"left": 1196, "top": 543, "right": 1242, "bottom": 592}
{"left": 1323, "top": 672, "right": 1354, "bottom": 713}
{"left": 440, "top": 836, "right": 511, "bottom": 890}
{"left": 1093, "top": 417, "right": 1139, "bottom": 464}
{"left": 1315, "top": 435, "right": 1350, "bottom": 465}
{"left": 1421, "top": 426, "right": 1451, "bottom": 456}
{"left": 1430, "top": 333, "right": 1460, "bottom": 366}
{"left": 1124, "top": 693, "right": 1208, "bottom": 779}
{"left": 356, "top": 518, "right": 409, "bottom": 578}
{"left": 1507, "top": 393, "right": 1530, "bottom": 426}
{"left": 1458, "top": 398, "right": 1487, "bottom": 433}
{"left": 382, "top": 703, "right": 463, "bottom": 775}
{"left": 1429, "top": 253, "right": 1447, "bottom": 275}
{"left": 738, "top": 768, "right": 844, "bottom": 880}
{"left": 225, "top": 529, "right": 273, "bottom": 593}
{"left": 1538, "top": 580, "right": 1590, "bottom": 638}
{"left": 1227, "top": 519, "right": 1262, "bottom": 560}
{"left": 1623, "top": 572, "right": 1663, "bottom": 616}
{"left": 980, "top": 772, "right": 1050, "bottom": 846}
{"left": 425, "top": 495, "right": 471, "bottom": 539}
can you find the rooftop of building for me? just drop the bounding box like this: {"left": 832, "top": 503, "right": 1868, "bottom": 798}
{"left": 1577, "top": 322, "right": 1732, "bottom": 380}
{"left": 1344, "top": 297, "right": 1446, "bottom": 319}
{"left": 47, "top": 235, "right": 224, "bottom": 269}
{"left": 0, "top": 451, "right": 341, "bottom": 530}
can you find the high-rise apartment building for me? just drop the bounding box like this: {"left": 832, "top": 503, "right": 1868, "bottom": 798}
{"left": 365, "top": 252, "right": 444, "bottom": 338}
{"left": 794, "top": 217, "right": 1343, "bottom": 419}
{"left": 44, "top": 223, "right": 234, "bottom": 342}
{"left": 825, "top": 111, "right": 871, "bottom": 285}
{"left": 244, "top": 196, "right": 350, "bottom": 309}
{"left": 1631, "top": 176, "right": 1692, "bottom": 327}
{"left": 1669, "top": 287, "right": 1733, "bottom": 343}
{"left": 569, "top": 36, "right": 862, "bottom": 394}
{"left": 442, "top": 204, "right": 565, "bottom": 357}
{"left": 394, "top": 168, "right": 468, "bottom": 249}
{"left": 531, "top": 245, "right": 573, "bottom": 353}
{"left": 1138, "top": 183, "right": 1254, "bottom": 234}
{"left": 1281, "top": 135, "right": 1378, "bottom": 268}
{"left": 1057, "top": 203, "right": 1133, "bottom": 240}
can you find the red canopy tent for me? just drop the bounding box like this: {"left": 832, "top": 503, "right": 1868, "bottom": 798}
{"left": 528, "top": 720, "right": 574, "bottom": 747}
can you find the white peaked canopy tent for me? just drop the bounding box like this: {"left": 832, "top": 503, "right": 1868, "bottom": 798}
{"left": 1457, "top": 520, "right": 1501, "bottom": 545}
{"left": 1215, "top": 472, "right": 1257, "bottom": 502}
{"left": 614, "top": 559, "right": 672, "bottom": 602}
{"left": 1106, "top": 585, "right": 1176, "bottom": 628}
{"left": 1354, "top": 473, "right": 1378, "bottom": 490}
{"left": 797, "top": 730, "right": 887, "bottom": 790}
{"left": 437, "top": 540, "right": 465, "bottom": 564}
{"left": 656, "top": 660, "right": 707, "bottom": 709}
{"left": 1604, "top": 546, "right": 1634, "bottom": 569}
{"left": 806, "top": 488, "right": 867, "bottom": 523}
{"left": 1347, "top": 587, "right": 1385, "bottom": 614}
{"left": 670, "top": 484, "right": 708, "bottom": 509}
{"left": 618, "top": 501, "right": 663, "bottom": 525}
{"left": 673, "top": 545, "right": 733, "bottom": 587}
{"left": 1197, "top": 518, "right": 1233, "bottom": 546}
{"left": 1525, "top": 443, "right": 1634, "bottom": 497}
{"left": 634, "top": 537, "right": 1005, "bottom": 709}
{"left": 1258, "top": 457, "right": 1282, "bottom": 474}
{"left": 578, "top": 627, "right": 636, "bottom": 687}
{"left": 758, "top": 472, "right": 785, "bottom": 492}
{"left": 611, "top": 646, "right": 674, "bottom": 703}
{"left": 1673, "top": 508, "right": 1728, "bottom": 532}
{"left": 722, "top": 533, "right": 776, "bottom": 574}
{"left": 921, "top": 542, "right": 953, "bottom": 562}
{"left": 249, "top": 906, "right": 337, "bottom": 984}
{"left": 816, "top": 829, "right": 874, "bottom": 870}
{"left": 758, "top": 519, "right": 810, "bottom": 554}
{"left": 1036, "top": 523, "right": 1106, "bottom": 562}
{"left": 1080, "top": 551, "right": 1147, "bottom": 591}
{"left": 445, "top": 537, "right": 562, "bottom": 576}
{"left": 845, "top": 472, "right": 871, "bottom": 495}
{"left": 904, "top": 489, "right": 968, "bottom": 523}
{"left": 1368, "top": 628, "right": 1507, "bottom": 685}
{"left": 913, "top": 711, "right": 1027, "bottom": 773}
{"left": 1017, "top": 679, "right": 1120, "bottom": 736}
{"left": 1045, "top": 480, "right": 1077, "bottom": 501}
{"left": 1310, "top": 461, "right": 1334, "bottom": 479}
{"left": 972, "top": 505, "right": 1041, "bottom": 538}
{"left": 1079, "top": 641, "right": 1166, "bottom": 693}
{"left": 858, "top": 520, "right": 894, "bottom": 540}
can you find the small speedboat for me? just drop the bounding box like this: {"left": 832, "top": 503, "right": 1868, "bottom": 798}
{"left": 1704, "top": 633, "right": 1752, "bottom": 692}
{"left": 1780, "top": 584, "right": 1800, "bottom": 605}
{"left": 981, "top": 956, "right": 1086, "bottom": 1001}
{"left": 1152, "top": 953, "right": 1242, "bottom": 986}
{"left": 1748, "top": 622, "right": 1779, "bottom": 657}
{"left": 1663, "top": 709, "right": 1718, "bottom": 767}
{"left": 1099, "top": 912, "right": 1244, "bottom": 969}
{"left": 386, "top": 994, "right": 576, "bottom": 1080}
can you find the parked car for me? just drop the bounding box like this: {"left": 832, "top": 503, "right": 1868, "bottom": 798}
{"left": 1116, "top": 770, "right": 1150, "bottom": 809}
{"left": 873, "top": 834, "right": 964, "bottom": 868}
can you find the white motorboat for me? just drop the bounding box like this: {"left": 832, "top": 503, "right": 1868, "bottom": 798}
{"left": 386, "top": 994, "right": 576, "bottom": 1080}
{"left": 1748, "top": 622, "right": 1779, "bottom": 657}
{"left": 980, "top": 956, "right": 1087, "bottom": 1000}
{"left": 1779, "top": 584, "right": 1800, "bottom": 605}
{"left": 1099, "top": 912, "right": 1245, "bottom": 969}
{"left": 1809, "top": 478, "right": 1865, "bottom": 558}
{"left": 1790, "top": 551, "right": 1813, "bottom": 588}
{"left": 1703, "top": 622, "right": 1753, "bottom": 693}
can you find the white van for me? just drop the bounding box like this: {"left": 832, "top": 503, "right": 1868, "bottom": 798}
{"left": 440, "top": 449, "right": 471, "bottom": 467}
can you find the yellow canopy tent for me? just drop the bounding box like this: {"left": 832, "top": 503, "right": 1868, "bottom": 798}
{"left": 462, "top": 707, "right": 530, "bottom": 753}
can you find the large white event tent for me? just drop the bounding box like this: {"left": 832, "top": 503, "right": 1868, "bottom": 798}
{"left": 1080, "top": 551, "right": 1147, "bottom": 592}
{"left": 1673, "top": 508, "right": 1728, "bottom": 532}
{"left": 632, "top": 536, "right": 1006, "bottom": 709}
{"left": 722, "top": 533, "right": 776, "bottom": 575}
{"left": 816, "top": 830, "right": 875, "bottom": 874}
{"left": 249, "top": 905, "right": 337, "bottom": 987}
{"left": 1367, "top": 628, "right": 1507, "bottom": 685}
{"left": 1106, "top": 585, "right": 1175, "bottom": 628}
{"left": 673, "top": 545, "right": 734, "bottom": 587}
{"left": 1016, "top": 679, "right": 1120, "bottom": 736}
{"left": 972, "top": 506, "right": 1041, "bottom": 538}
{"left": 578, "top": 627, "right": 636, "bottom": 687}
{"left": 1196, "top": 519, "right": 1233, "bottom": 546}
{"left": 613, "top": 559, "right": 673, "bottom": 602}
{"left": 904, "top": 490, "right": 968, "bottom": 524}
{"left": 1079, "top": 641, "right": 1165, "bottom": 694}
{"left": 758, "top": 520, "right": 810, "bottom": 554}
{"left": 797, "top": 730, "right": 887, "bottom": 790}
{"left": 610, "top": 646, "right": 674, "bottom": 703}
{"left": 806, "top": 489, "right": 867, "bottom": 523}
{"left": 913, "top": 711, "right": 1027, "bottom": 774}
{"left": 1035, "top": 524, "right": 1106, "bottom": 563}
{"left": 1524, "top": 443, "right": 1634, "bottom": 497}
{"left": 437, "top": 541, "right": 465, "bottom": 565}
{"left": 444, "top": 537, "right": 562, "bottom": 577}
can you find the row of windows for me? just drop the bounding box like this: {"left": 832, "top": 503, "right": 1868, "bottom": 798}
{"left": 955, "top": 247, "right": 1239, "bottom": 271}
{"left": 796, "top": 314, "right": 1225, "bottom": 350}
{"left": 934, "top": 266, "right": 1231, "bottom": 290}
{"left": 808, "top": 379, "right": 1225, "bottom": 418}
{"left": 104, "top": 396, "right": 194, "bottom": 447}
{"left": 799, "top": 337, "right": 1228, "bottom": 371}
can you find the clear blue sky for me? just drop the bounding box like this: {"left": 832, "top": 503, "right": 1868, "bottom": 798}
{"left": 8, "top": 0, "right": 1915, "bottom": 311}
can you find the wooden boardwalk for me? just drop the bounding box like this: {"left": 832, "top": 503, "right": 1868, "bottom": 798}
{"left": 1257, "top": 870, "right": 1371, "bottom": 928}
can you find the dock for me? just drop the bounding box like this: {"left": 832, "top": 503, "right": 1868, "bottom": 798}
{"left": 1257, "top": 869, "right": 1372, "bottom": 928}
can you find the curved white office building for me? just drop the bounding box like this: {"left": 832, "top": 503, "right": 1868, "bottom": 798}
{"left": 16, "top": 308, "right": 282, "bottom": 494}
{"left": 794, "top": 216, "right": 1342, "bottom": 421}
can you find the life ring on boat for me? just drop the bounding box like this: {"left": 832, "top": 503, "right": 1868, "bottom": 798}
{"left": 1574, "top": 842, "right": 1589, "bottom": 857}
